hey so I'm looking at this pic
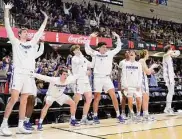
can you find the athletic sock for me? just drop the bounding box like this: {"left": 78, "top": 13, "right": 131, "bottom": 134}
{"left": 39, "top": 119, "right": 43, "bottom": 124}
{"left": 18, "top": 120, "right": 24, "bottom": 128}
{"left": 94, "top": 113, "right": 98, "bottom": 117}
{"left": 116, "top": 110, "right": 120, "bottom": 117}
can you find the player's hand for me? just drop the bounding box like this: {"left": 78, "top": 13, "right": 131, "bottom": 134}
{"left": 40, "top": 10, "right": 48, "bottom": 19}
{"left": 90, "top": 32, "right": 98, "bottom": 38}
{"left": 151, "top": 63, "right": 159, "bottom": 69}
{"left": 172, "top": 50, "right": 180, "bottom": 57}
{"left": 5, "top": 3, "right": 13, "bottom": 9}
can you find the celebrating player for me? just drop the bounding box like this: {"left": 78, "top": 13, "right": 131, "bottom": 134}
{"left": 0, "top": 3, "right": 48, "bottom": 136}
{"left": 163, "top": 45, "right": 180, "bottom": 115}
{"left": 85, "top": 32, "right": 124, "bottom": 124}
{"left": 122, "top": 50, "right": 142, "bottom": 120}
{"left": 139, "top": 50, "right": 158, "bottom": 120}
{"left": 118, "top": 50, "right": 130, "bottom": 119}
{"left": 70, "top": 45, "right": 93, "bottom": 125}
{"left": 32, "top": 69, "right": 79, "bottom": 130}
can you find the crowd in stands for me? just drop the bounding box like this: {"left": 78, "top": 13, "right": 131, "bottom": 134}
{"left": 0, "top": 0, "right": 181, "bottom": 45}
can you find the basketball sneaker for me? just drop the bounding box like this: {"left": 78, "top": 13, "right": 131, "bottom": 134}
{"left": 0, "top": 124, "right": 12, "bottom": 136}
{"left": 164, "top": 107, "right": 175, "bottom": 115}
{"left": 93, "top": 116, "right": 100, "bottom": 124}
{"left": 117, "top": 115, "right": 125, "bottom": 123}
{"left": 37, "top": 123, "right": 43, "bottom": 131}
{"left": 80, "top": 118, "right": 93, "bottom": 125}
{"left": 16, "top": 126, "right": 32, "bottom": 134}
{"left": 70, "top": 119, "right": 80, "bottom": 126}
{"left": 121, "top": 113, "right": 128, "bottom": 120}
{"left": 143, "top": 115, "right": 155, "bottom": 122}
{"left": 24, "top": 121, "right": 34, "bottom": 130}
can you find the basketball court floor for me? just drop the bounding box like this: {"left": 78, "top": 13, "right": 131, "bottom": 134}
{"left": 1, "top": 113, "right": 182, "bottom": 139}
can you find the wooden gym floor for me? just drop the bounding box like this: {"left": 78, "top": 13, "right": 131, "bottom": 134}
{"left": 1, "top": 113, "right": 182, "bottom": 139}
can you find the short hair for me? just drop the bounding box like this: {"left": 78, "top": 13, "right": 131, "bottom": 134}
{"left": 140, "top": 49, "right": 148, "bottom": 59}
{"left": 129, "top": 50, "right": 137, "bottom": 55}
{"left": 70, "top": 45, "right": 80, "bottom": 55}
{"left": 18, "top": 28, "right": 28, "bottom": 36}
{"left": 58, "top": 69, "right": 68, "bottom": 75}
{"left": 164, "top": 45, "right": 171, "bottom": 53}
{"left": 97, "top": 42, "right": 107, "bottom": 48}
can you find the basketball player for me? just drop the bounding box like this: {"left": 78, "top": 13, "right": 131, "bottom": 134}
{"left": 163, "top": 45, "right": 180, "bottom": 114}
{"left": 85, "top": 32, "right": 124, "bottom": 124}
{"left": 70, "top": 45, "right": 93, "bottom": 125}
{"left": 32, "top": 69, "right": 79, "bottom": 130}
{"left": 122, "top": 50, "right": 142, "bottom": 120}
{"left": 0, "top": 3, "right": 48, "bottom": 136}
{"left": 24, "top": 42, "right": 45, "bottom": 130}
{"left": 118, "top": 50, "right": 130, "bottom": 119}
{"left": 139, "top": 50, "right": 158, "bottom": 120}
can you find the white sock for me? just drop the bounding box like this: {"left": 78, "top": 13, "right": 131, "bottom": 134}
{"left": 18, "top": 120, "right": 24, "bottom": 128}
{"left": 116, "top": 110, "right": 120, "bottom": 117}
{"left": 137, "top": 111, "right": 140, "bottom": 116}
{"left": 39, "top": 119, "right": 43, "bottom": 124}
{"left": 25, "top": 117, "right": 30, "bottom": 123}
{"left": 82, "top": 115, "right": 87, "bottom": 120}
{"left": 143, "top": 110, "right": 149, "bottom": 116}
{"left": 71, "top": 115, "right": 75, "bottom": 120}
{"left": 94, "top": 113, "right": 98, "bottom": 117}
{"left": 2, "top": 118, "right": 8, "bottom": 126}
{"left": 130, "top": 110, "right": 134, "bottom": 114}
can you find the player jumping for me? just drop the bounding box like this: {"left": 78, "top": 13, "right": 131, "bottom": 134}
{"left": 70, "top": 45, "right": 93, "bottom": 125}
{"left": 163, "top": 45, "right": 180, "bottom": 115}
{"left": 32, "top": 69, "right": 79, "bottom": 130}
{"left": 0, "top": 3, "right": 48, "bottom": 136}
{"left": 85, "top": 32, "right": 124, "bottom": 124}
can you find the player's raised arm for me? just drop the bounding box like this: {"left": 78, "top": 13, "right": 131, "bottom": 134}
{"left": 140, "top": 59, "right": 158, "bottom": 75}
{"left": 33, "top": 73, "right": 54, "bottom": 83}
{"left": 31, "top": 10, "right": 48, "bottom": 44}
{"left": 109, "top": 32, "right": 122, "bottom": 56}
{"left": 35, "top": 42, "right": 44, "bottom": 59}
{"left": 4, "top": 3, "right": 17, "bottom": 42}
{"left": 84, "top": 32, "right": 98, "bottom": 56}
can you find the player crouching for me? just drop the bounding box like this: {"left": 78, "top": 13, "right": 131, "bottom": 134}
{"left": 32, "top": 69, "right": 79, "bottom": 131}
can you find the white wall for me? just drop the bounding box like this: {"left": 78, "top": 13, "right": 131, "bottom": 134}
{"left": 62, "top": 0, "right": 182, "bottom": 23}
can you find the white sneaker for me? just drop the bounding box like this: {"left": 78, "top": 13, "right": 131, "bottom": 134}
{"left": 0, "top": 125, "right": 12, "bottom": 136}
{"left": 80, "top": 118, "right": 93, "bottom": 125}
{"left": 164, "top": 108, "right": 175, "bottom": 115}
{"left": 16, "top": 127, "right": 32, "bottom": 134}
{"left": 143, "top": 115, "right": 155, "bottom": 122}
{"left": 121, "top": 113, "right": 128, "bottom": 120}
